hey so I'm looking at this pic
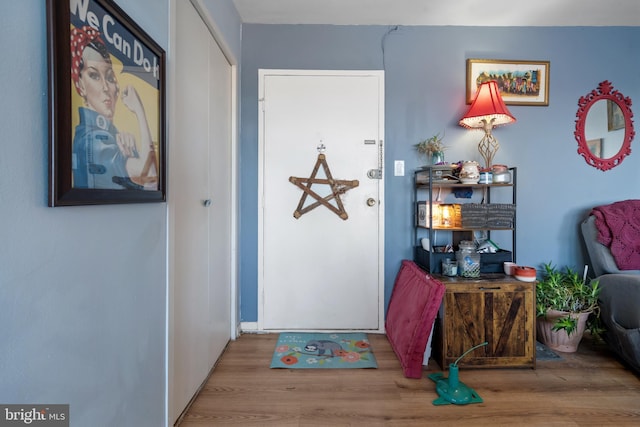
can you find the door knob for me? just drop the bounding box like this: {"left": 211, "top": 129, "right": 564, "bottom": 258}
{"left": 203, "top": 199, "right": 212, "bottom": 207}
{"left": 366, "top": 198, "right": 376, "bottom": 207}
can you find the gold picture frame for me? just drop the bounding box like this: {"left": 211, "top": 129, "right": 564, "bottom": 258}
{"left": 466, "top": 59, "right": 550, "bottom": 106}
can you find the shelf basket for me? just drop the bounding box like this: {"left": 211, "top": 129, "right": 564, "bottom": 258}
{"left": 486, "top": 204, "right": 516, "bottom": 228}
{"left": 461, "top": 203, "right": 515, "bottom": 229}
{"left": 461, "top": 203, "right": 487, "bottom": 228}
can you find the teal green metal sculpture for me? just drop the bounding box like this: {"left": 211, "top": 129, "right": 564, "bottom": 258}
{"left": 428, "top": 342, "right": 488, "bottom": 405}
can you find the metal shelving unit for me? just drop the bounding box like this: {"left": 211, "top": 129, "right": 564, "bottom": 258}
{"left": 413, "top": 166, "right": 517, "bottom": 274}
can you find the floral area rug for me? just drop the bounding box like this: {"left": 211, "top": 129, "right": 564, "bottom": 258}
{"left": 270, "top": 332, "right": 378, "bottom": 369}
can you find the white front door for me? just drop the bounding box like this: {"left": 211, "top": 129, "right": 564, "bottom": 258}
{"left": 259, "top": 70, "right": 385, "bottom": 331}
{"left": 170, "top": 1, "right": 233, "bottom": 423}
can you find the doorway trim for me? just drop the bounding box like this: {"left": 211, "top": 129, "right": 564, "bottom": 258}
{"left": 256, "top": 69, "right": 385, "bottom": 333}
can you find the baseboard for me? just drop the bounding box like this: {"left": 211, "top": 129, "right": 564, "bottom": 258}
{"left": 240, "top": 321, "right": 258, "bottom": 332}
{"left": 238, "top": 322, "right": 385, "bottom": 335}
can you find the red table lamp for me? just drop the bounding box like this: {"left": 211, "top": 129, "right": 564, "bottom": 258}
{"left": 459, "top": 81, "right": 516, "bottom": 168}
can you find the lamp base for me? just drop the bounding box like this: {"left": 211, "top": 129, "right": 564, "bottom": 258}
{"left": 478, "top": 131, "right": 500, "bottom": 169}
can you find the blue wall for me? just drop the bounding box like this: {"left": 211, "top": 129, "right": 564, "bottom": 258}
{"left": 200, "top": 0, "right": 242, "bottom": 59}
{"left": 239, "top": 24, "right": 640, "bottom": 322}
{"left": 0, "top": 1, "right": 169, "bottom": 425}
{"left": 0, "top": 0, "right": 243, "bottom": 425}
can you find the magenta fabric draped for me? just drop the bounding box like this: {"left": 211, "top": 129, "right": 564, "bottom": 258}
{"left": 592, "top": 199, "right": 640, "bottom": 270}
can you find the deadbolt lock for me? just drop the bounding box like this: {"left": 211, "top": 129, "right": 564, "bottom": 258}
{"left": 367, "top": 169, "right": 382, "bottom": 179}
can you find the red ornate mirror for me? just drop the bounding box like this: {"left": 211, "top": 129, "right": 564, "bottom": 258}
{"left": 575, "top": 81, "right": 635, "bottom": 171}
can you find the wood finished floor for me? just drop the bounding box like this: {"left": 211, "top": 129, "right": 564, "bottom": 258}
{"left": 178, "top": 333, "right": 640, "bottom": 426}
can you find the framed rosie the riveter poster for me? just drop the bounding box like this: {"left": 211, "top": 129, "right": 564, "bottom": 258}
{"left": 46, "top": 0, "right": 166, "bottom": 206}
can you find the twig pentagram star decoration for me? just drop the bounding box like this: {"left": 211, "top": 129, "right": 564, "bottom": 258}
{"left": 289, "top": 154, "right": 359, "bottom": 220}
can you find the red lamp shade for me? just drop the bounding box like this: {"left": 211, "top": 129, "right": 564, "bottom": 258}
{"left": 459, "top": 81, "right": 516, "bottom": 129}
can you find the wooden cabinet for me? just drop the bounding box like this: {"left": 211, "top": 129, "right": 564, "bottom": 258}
{"left": 431, "top": 274, "right": 536, "bottom": 369}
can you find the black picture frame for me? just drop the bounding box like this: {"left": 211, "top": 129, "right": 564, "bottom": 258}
{"left": 47, "top": 0, "right": 166, "bottom": 206}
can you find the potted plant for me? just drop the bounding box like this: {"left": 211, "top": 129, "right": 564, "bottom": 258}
{"left": 535, "top": 262, "right": 601, "bottom": 352}
{"left": 415, "top": 132, "right": 446, "bottom": 165}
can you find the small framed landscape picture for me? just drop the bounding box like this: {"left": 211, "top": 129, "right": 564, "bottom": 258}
{"left": 607, "top": 100, "right": 625, "bottom": 131}
{"left": 587, "top": 138, "right": 603, "bottom": 158}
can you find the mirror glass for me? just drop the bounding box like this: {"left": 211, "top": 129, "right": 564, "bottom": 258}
{"left": 575, "top": 81, "right": 635, "bottom": 171}
{"left": 584, "top": 100, "right": 624, "bottom": 158}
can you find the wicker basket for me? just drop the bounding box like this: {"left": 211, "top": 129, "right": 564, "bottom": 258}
{"left": 461, "top": 203, "right": 487, "bottom": 228}
{"left": 486, "top": 204, "right": 516, "bottom": 228}
{"left": 461, "top": 203, "right": 516, "bottom": 229}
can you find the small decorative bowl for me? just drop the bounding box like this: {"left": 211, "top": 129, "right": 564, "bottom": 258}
{"left": 513, "top": 266, "right": 537, "bottom": 282}
{"left": 503, "top": 262, "right": 516, "bottom": 275}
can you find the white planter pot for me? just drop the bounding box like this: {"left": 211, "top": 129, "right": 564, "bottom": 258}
{"left": 536, "top": 309, "right": 590, "bottom": 353}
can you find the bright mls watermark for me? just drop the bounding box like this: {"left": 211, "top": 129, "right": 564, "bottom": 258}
{"left": 0, "top": 405, "right": 68, "bottom": 426}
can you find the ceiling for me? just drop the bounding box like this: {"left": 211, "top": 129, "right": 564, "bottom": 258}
{"left": 232, "top": 0, "right": 640, "bottom": 26}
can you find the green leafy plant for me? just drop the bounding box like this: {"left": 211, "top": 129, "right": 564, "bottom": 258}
{"left": 415, "top": 132, "right": 446, "bottom": 159}
{"left": 536, "top": 262, "right": 601, "bottom": 337}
